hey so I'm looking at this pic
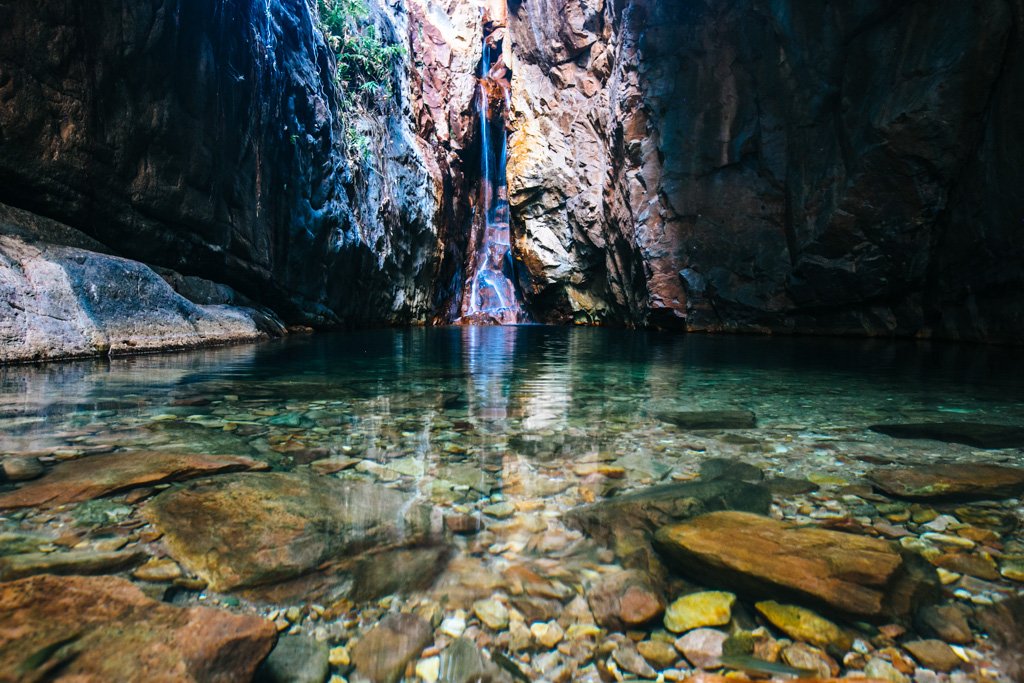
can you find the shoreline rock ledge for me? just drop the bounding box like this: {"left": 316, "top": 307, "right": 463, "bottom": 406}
{"left": 654, "top": 511, "right": 938, "bottom": 620}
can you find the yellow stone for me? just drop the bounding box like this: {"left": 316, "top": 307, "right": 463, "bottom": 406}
{"left": 415, "top": 656, "right": 440, "bottom": 683}
{"left": 755, "top": 601, "right": 852, "bottom": 651}
{"left": 328, "top": 646, "right": 350, "bottom": 667}
{"left": 131, "top": 557, "right": 182, "bottom": 582}
{"left": 663, "top": 591, "right": 736, "bottom": 633}
{"left": 807, "top": 473, "right": 848, "bottom": 486}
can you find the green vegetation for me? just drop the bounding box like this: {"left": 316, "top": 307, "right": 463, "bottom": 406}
{"left": 317, "top": 0, "right": 405, "bottom": 162}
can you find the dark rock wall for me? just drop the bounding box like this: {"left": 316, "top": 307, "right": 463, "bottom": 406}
{"left": 0, "top": 0, "right": 444, "bottom": 327}
{"left": 508, "top": 0, "right": 1024, "bottom": 341}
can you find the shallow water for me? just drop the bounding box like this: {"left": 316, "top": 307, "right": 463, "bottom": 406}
{"left": 2, "top": 327, "right": 1024, "bottom": 680}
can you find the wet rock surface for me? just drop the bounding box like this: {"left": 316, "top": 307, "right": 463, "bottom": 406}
{"left": 868, "top": 464, "right": 1024, "bottom": 501}
{"left": 655, "top": 511, "right": 936, "bottom": 618}
{"left": 144, "top": 472, "right": 435, "bottom": 593}
{"left": 350, "top": 612, "right": 432, "bottom": 683}
{"left": 0, "top": 574, "right": 276, "bottom": 682}
{"left": 0, "top": 451, "right": 268, "bottom": 510}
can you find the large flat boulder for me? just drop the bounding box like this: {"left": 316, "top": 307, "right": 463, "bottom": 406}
{"left": 0, "top": 574, "right": 276, "bottom": 682}
{"left": 654, "top": 511, "right": 937, "bottom": 619}
{"left": 867, "top": 463, "right": 1024, "bottom": 501}
{"left": 0, "top": 451, "right": 268, "bottom": 510}
{"left": 0, "top": 228, "right": 281, "bottom": 364}
{"left": 869, "top": 422, "right": 1024, "bottom": 449}
{"left": 143, "top": 472, "right": 435, "bottom": 592}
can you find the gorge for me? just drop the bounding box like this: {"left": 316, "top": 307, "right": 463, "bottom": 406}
{"left": 1, "top": 2, "right": 1024, "bottom": 683}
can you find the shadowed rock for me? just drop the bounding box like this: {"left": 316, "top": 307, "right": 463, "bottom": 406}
{"left": 0, "top": 574, "right": 276, "bottom": 682}
{"left": 657, "top": 410, "right": 757, "bottom": 430}
{"left": 655, "top": 511, "right": 938, "bottom": 619}
{"left": 867, "top": 463, "right": 1024, "bottom": 501}
{"left": 869, "top": 422, "right": 1024, "bottom": 449}
{"left": 0, "top": 549, "right": 145, "bottom": 581}
{"left": 143, "top": 472, "right": 436, "bottom": 593}
{"left": 0, "top": 451, "right": 268, "bottom": 510}
{"left": 351, "top": 613, "right": 433, "bottom": 683}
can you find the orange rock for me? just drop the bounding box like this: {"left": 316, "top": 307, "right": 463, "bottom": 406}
{"left": 0, "top": 574, "right": 275, "bottom": 681}
{"left": 655, "top": 511, "right": 937, "bottom": 618}
{"left": 0, "top": 451, "right": 267, "bottom": 510}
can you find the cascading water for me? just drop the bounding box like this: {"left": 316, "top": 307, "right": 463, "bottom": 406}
{"left": 457, "top": 14, "right": 526, "bottom": 325}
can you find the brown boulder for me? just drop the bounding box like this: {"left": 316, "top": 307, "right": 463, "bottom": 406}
{"left": 0, "top": 574, "right": 275, "bottom": 682}
{"left": 655, "top": 511, "right": 937, "bottom": 619}
{"left": 867, "top": 463, "right": 1024, "bottom": 501}
{"left": 350, "top": 613, "right": 432, "bottom": 683}
{"left": 0, "top": 451, "right": 268, "bottom": 510}
{"left": 143, "top": 472, "right": 435, "bottom": 593}
{"left": 587, "top": 569, "right": 665, "bottom": 630}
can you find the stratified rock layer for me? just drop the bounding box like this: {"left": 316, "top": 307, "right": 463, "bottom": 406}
{"left": 143, "top": 472, "right": 434, "bottom": 592}
{"left": 0, "top": 451, "right": 268, "bottom": 510}
{"left": 0, "top": 574, "right": 276, "bottom": 682}
{"left": 654, "top": 511, "right": 937, "bottom": 619}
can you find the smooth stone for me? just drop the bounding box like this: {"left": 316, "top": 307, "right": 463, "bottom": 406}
{"left": 309, "top": 457, "right": 360, "bottom": 475}
{"left": 473, "top": 598, "right": 510, "bottom": 630}
{"left": 612, "top": 642, "right": 658, "bottom": 678}
{"left": 698, "top": 458, "right": 763, "bottom": 482}
{"left": 869, "top": 422, "right": 1024, "bottom": 449}
{"left": 932, "top": 553, "right": 999, "bottom": 580}
{"left": 349, "top": 546, "right": 451, "bottom": 602}
{"left": 415, "top": 656, "right": 440, "bottom": 683}
{"left": 0, "top": 549, "right": 146, "bottom": 581}
{"left": 637, "top": 639, "right": 679, "bottom": 669}
{"left": 674, "top": 628, "right": 727, "bottom": 669}
{"left": 587, "top": 569, "right": 665, "bottom": 630}
{"left": 915, "top": 604, "right": 974, "bottom": 645}
{"left": 781, "top": 642, "right": 836, "bottom": 678}
{"left": 329, "top": 646, "right": 350, "bottom": 667}
{"left": 664, "top": 591, "right": 735, "bottom": 633}
{"left": 864, "top": 657, "right": 910, "bottom": 683}
{"left": 976, "top": 596, "right": 1024, "bottom": 681}
{"left": 655, "top": 511, "right": 936, "bottom": 618}
{"left": 0, "top": 451, "right": 268, "bottom": 510}
{"left": 0, "top": 574, "right": 275, "bottom": 680}
{"left": 1000, "top": 557, "right": 1024, "bottom": 582}
{"left": 482, "top": 502, "right": 515, "bottom": 519}
{"left": 869, "top": 463, "right": 1024, "bottom": 500}
{"left": 131, "top": 557, "right": 183, "bottom": 582}
{"left": 764, "top": 476, "right": 820, "bottom": 496}
{"left": 755, "top": 601, "right": 852, "bottom": 651}
{"left": 530, "top": 620, "right": 564, "bottom": 648}
{"left": 436, "top": 638, "right": 511, "bottom": 683}
{"left": 255, "top": 635, "right": 330, "bottom": 683}
{"left": 350, "top": 613, "right": 432, "bottom": 683}
{"left": 143, "top": 472, "right": 434, "bottom": 592}
{"left": 903, "top": 640, "right": 962, "bottom": 672}
{"left": 657, "top": 410, "right": 757, "bottom": 430}
{"left": 1, "top": 456, "right": 45, "bottom": 482}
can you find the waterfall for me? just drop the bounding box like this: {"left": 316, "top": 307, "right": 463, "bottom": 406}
{"left": 458, "top": 18, "right": 526, "bottom": 325}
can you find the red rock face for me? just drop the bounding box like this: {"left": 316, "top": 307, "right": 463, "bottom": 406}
{"left": 0, "top": 574, "right": 276, "bottom": 682}
{"left": 505, "top": 0, "right": 1024, "bottom": 340}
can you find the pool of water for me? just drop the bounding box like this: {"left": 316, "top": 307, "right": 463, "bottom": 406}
{"left": 2, "top": 327, "right": 1023, "bottom": 681}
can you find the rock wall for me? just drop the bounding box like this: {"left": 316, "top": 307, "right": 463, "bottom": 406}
{"left": 0, "top": 0, "right": 447, "bottom": 331}
{"left": 507, "top": 0, "right": 1024, "bottom": 341}
{"left": 1, "top": 0, "right": 1021, "bottom": 347}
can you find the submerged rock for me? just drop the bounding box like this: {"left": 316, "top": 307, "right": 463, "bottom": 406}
{"left": 654, "top": 511, "right": 937, "bottom": 619}
{"left": 656, "top": 410, "right": 757, "bottom": 430}
{"left": 143, "top": 472, "right": 434, "bottom": 592}
{"left": 664, "top": 591, "right": 736, "bottom": 633}
{"left": 350, "top": 613, "right": 432, "bottom": 683}
{"left": 255, "top": 635, "right": 330, "bottom": 683}
{"left": 867, "top": 463, "right": 1024, "bottom": 500}
{"left": 587, "top": 569, "right": 665, "bottom": 630}
{"left": 566, "top": 479, "right": 771, "bottom": 575}
{"left": 0, "top": 574, "right": 275, "bottom": 681}
{"left": 869, "top": 422, "right": 1024, "bottom": 449}
{"left": 699, "top": 458, "right": 764, "bottom": 482}
{"left": 754, "top": 601, "right": 852, "bottom": 651}
{"left": 0, "top": 549, "right": 145, "bottom": 580}
{"left": 0, "top": 451, "right": 267, "bottom": 510}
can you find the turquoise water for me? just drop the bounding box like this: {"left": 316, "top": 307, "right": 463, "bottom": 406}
{"left": 2, "top": 327, "right": 1023, "bottom": 681}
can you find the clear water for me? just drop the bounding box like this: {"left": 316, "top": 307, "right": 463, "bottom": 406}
{"left": 2, "top": 327, "right": 1023, "bottom": 679}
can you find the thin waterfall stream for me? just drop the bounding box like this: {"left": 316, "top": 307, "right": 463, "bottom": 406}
{"left": 458, "top": 16, "right": 526, "bottom": 325}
